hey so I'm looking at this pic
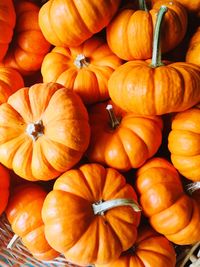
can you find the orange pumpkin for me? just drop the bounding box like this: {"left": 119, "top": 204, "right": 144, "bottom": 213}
{"left": 0, "top": 164, "right": 10, "bottom": 216}
{"left": 186, "top": 26, "right": 200, "bottom": 66}
{"left": 108, "top": 6, "right": 200, "bottom": 115}
{"left": 41, "top": 37, "right": 122, "bottom": 105}
{"left": 42, "top": 163, "right": 141, "bottom": 265}
{"left": 0, "top": 0, "right": 16, "bottom": 61}
{"left": 87, "top": 102, "right": 163, "bottom": 171}
{"left": 6, "top": 183, "right": 59, "bottom": 260}
{"left": 106, "top": 0, "right": 187, "bottom": 60}
{"left": 0, "top": 82, "right": 90, "bottom": 181}
{"left": 168, "top": 107, "right": 200, "bottom": 182}
{"left": 135, "top": 157, "right": 200, "bottom": 245}
{"left": 96, "top": 226, "right": 176, "bottom": 267}
{"left": 2, "top": 0, "right": 51, "bottom": 76}
{"left": 39, "top": 0, "right": 121, "bottom": 47}
{"left": 0, "top": 66, "right": 24, "bottom": 104}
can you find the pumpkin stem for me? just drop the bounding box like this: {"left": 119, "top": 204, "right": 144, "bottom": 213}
{"left": 7, "top": 234, "right": 20, "bottom": 249}
{"left": 74, "top": 54, "right": 90, "bottom": 69}
{"left": 106, "top": 104, "right": 121, "bottom": 129}
{"left": 138, "top": 0, "right": 148, "bottom": 11}
{"left": 26, "top": 120, "right": 44, "bottom": 141}
{"left": 92, "top": 198, "right": 141, "bottom": 216}
{"left": 186, "top": 182, "right": 200, "bottom": 195}
{"left": 150, "top": 6, "right": 168, "bottom": 68}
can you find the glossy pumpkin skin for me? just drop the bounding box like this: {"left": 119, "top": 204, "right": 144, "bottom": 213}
{"left": 135, "top": 157, "right": 200, "bottom": 245}
{"left": 42, "top": 163, "right": 141, "bottom": 265}
{"left": 108, "top": 60, "right": 200, "bottom": 115}
{"left": 0, "top": 0, "right": 16, "bottom": 61}
{"left": 0, "top": 66, "right": 24, "bottom": 104}
{"left": 96, "top": 226, "right": 176, "bottom": 267}
{"left": 168, "top": 108, "right": 200, "bottom": 182}
{"left": 2, "top": 1, "right": 51, "bottom": 76}
{"left": 87, "top": 101, "right": 163, "bottom": 171}
{"left": 41, "top": 37, "right": 122, "bottom": 105}
{"left": 0, "top": 164, "right": 10, "bottom": 216}
{"left": 106, "top": 0, "right": 187, "bottom": 60}
{"left": 186, "top": 27, "right": 200, "bottom": 66}
{"left": 0, "top": 82, "right": 90, "bottom": 181}
{"left": 39, "top": 0, "right": 121, "bottom": 47}
{"left": 6, "top": 184, "right": 59, "bottom": 260}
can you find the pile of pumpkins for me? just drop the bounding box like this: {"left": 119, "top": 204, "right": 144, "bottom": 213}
{"left": 0, "top": 0, "right": 200, "bottom": 266}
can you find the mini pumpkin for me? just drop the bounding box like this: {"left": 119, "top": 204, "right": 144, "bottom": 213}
{"left": 41, "top": 37, "right": 122, "bottom": 105}
{"left": 96, "top": 226, "right": 176, "bottom": 267}
{"left": 87, "top": 102, "right": 163, "bottom": 170}
{"left": 42, "top": 163, "right": 141, "bottom": 265}
{"left": 6, "top": 183, "right": 59, "bottom": 260}
{"left": 0, "top": 164, "right": 10, "bottom": 216}
{"left": 168, "top": 107, "right": 200, "bottom": 182}
{"left": 108, "top": 6, "right": 200, "bottom": 115}
{"left": 135, "top": 157, "right": 200, "bottom": 245}
{"left": 0, "top": 82, "right": 90, "bottom": 181}
{"left": 2, "top": 0, "right": 51, "bottom": 76}
{"left": 186, "top": 26, "right": 200, "bottom": 66}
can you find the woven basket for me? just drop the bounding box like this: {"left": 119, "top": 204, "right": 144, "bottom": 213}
{"left": 0, "top": 214, "right": 199, "bottom": 267}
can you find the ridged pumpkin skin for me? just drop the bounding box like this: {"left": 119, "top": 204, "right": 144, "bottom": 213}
{"left": 168, "top": 108, "right": 200, "bottom": 182}
{"left": 135, "top": 157, "right": 200, "bottom": 245}
{"left": 41, "top": 37, "right": 122, "bottom": 105}
{"left": 0, "top": 164, "right": 10, "bottom": 216}
{"left": 42, "top": 163, "right": 141, "bottom": 265}
{"left": 0, "top": 0, "right": 16, "bottom": 61}
{"left": 0, "top": 82, "right": 90, "bottom": 181}
{"left": 96, "top": 226, "right": 176, "bottom": 267}
{"left": 2, "top": 1, "right": 51, "bottom": 76}
{"left": 87, "top": 101, "right": 163, "bottom": 171}
{"left": 38, "top": 0, "right": 121, "bottom": 47}
{"left": 6, "top": 184, "right": 59, "bottom": 260}
{"left": 186, "top": 27, "right": 200, "bottom": 66}
{"left": 108, "top": 61, "right": 200, "bottom": 115}
{"left": 106, "top": 0, "right": 187, "bottom": 60}
{"left": 0, "top": 66, "right": 24, "bottom": 104}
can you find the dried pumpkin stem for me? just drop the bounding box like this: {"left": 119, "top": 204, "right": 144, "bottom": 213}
{"left": 74, "top": 54, "right": 90, "bottom": 69}
{"left": 92, "top": 198, "right": 141, "bottom": 216}
{"left": 138, "top": 0, "right": 148, "bottom": 11}
{"left": 106, "top": 104, "right": 121, "bottom": 129}
{"left": 7, "top": 234, "right": 20, "bottom": 249}
{"left": 150, "top": 6, "right": 168, "bottom": 68}
{"left": 26, "top": 120, "right": 44, "bottom": 141}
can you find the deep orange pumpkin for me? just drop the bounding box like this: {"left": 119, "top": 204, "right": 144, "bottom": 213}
{"left": 135, "top": 157, "right": 200, "bottom": 245}
{"left": 6, "top": 183, "right": 59, "bottom": 260}
{"left": 0, "top": 82, "right": 90, "bottom": 181}
{"left": 42, "top": 163, "right": 141, "bottom": 265}
{"left": 39, "top": 0, "right": 121, "bottom": 47}
{"left": 87, "top": 101, "right": 163, "bottom": 171}
{"left": 186, "top": 26, "right": 200, "bottom": 66}
{"left": 0, "top": 164, "right": 10, "bottom": 216}
{"left": 41, "top": 37, "right": 122, "bottom": 105}
{"left": 2, "top": 0, "right": 51, "bottom": 76}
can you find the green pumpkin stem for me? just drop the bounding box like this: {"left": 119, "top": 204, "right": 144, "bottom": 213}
{"left": 92, "top": 198, "right": 141, "bottom": 216}
{"left": 138, "top": 0, "right": 148, "bottom": 11}
{"left": 150, "top": 6, "right": 168, "bottom": 68}
{"left": 106, "top": 104, "right": 121, "bottom": 129}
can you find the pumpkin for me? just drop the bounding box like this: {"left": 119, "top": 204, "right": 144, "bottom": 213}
{"left": 135, "top": 157, "right": 200, "bottom": 245}
{"left": 87, "top": 102, "right": 163, "bottom": 171}
{"left": 0, "top": 66, "right": 24, "bottom": 104}
{"left": 2, "top": 0, "right": 51, "bottom": 76}
{"left": 38, "top": 0, "right": 121, "bottom": 47}
{"left": 96, "top": 226, "right": 176, "bottom": 267}
{"left": 0, "top": 164, "right": 10, "bottom": 216}
{"left": 41, "top": 37, "right": 122, "bottom": 105}
{"left": 108, "top": 5, "right": 200, "bottom": 115}
{"left": 42, "top": 163, "right": 141, "bottom": 265}
{"left": 186, "top": 26, "right": 200, "bottom": 66}
{"left": 0, "top": 82, "right": 90, "bottom": 181}
{"left": 168, "top": 107, "right": 200, "bottom": 182}
{"left": 6, "top": 183, "right": 59, "bottom": 260}
{"left": 0, "top": 0, "right": 16, "bottom": 61}
{"left": 106, "top": 0, "right": 187, "bottom": 60}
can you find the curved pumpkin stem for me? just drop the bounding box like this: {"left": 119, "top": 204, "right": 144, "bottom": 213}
{"left": 92, "top": 198, "right": 141, "bottom": 216}
{"left": 106, "top": 104, "right": 121, "bottom": 129}
{"left": 26, "top": 120, "right": 44, "bottom": 141}
{"left": 138, "top": 0, "right": 148, "bottom": 11}
{"left": 74, "top": 54, "right": 90, "bottom": 69}
{"left": 150, "top": 5, "right": 168, "bottom": 68}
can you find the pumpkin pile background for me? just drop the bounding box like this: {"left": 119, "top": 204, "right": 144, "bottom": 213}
{"left": 0, "top": 0, "right": 200, "bottom": 266}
